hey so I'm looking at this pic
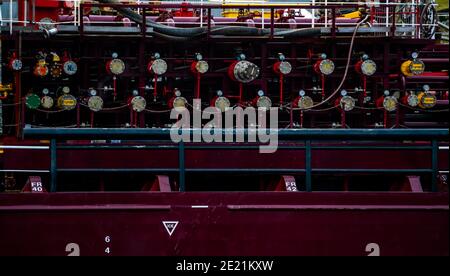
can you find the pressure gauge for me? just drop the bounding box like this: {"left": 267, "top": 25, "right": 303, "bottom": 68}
{"left": 409, "top": 59, "right": 425, "bottom": 75}
{"left": 360, "top": 59, "right": 377, "bottom": 76}
{"left": 88, "top": 96, "right": 104, "bottom": 112}
{"left": 57, "top": 94, "right": 77, "bottom": 110}
{"left": 63, "top": 60, "right": 78, "bottom": 75}
{"left": 418, "top": 92, "right": 437, "bottom": 109}
{"left": 406, "top": 93, "right": 419, "bottom": 107}
{"left": 34, "top": 64, "right": 49, "bottom": 77}
{"left": 315, "top": 58, "right": 335, "bottom": 76}
{"left": 383, "top": 96, "right": 398, "bottom": 112}
{"left": 274, "top": 61, "right": 292, "bottom": 75}
{"left": 89, "top": 89, "right": 97, "bottom": 96}
{"left": 25, "top": 93, "right": 41, "bottom": 110}
{"left": 423, "top": 84, "right": 430, "bottom": 92}
{"left": 10, "top": 59, "right": 23, "bottom": 71}
{"left": 41, "top": 96, "right": 54, "bottom": 109}
{"left": 62, "top": 86, "right": 70, "bottom": 94}
{"left": 299, "top": 90, "right": 306, "bottom": 97}
{"left": 299, "top": 96, "right": 314, "bottom": 110}
{"left": 215, "top": 96, "right": 231, "bottom": 112}
{"left": 256, "top": 91, "right": 272, "bottom": 110}
{"left": 195, "top": 53, "right": 203, "bottom": 61}
{"left": 149, "top": 59, "right": 168, "bottom": 75}
{"left": 195, "top": 60, "right": 209, "bottom": 74}
{"left": 173, "top": 96, "right": 187, "bottom": 108}
{"left": 229, "top": 60, "right": 260, "bottom": 83}
{"left": 131, "top": 96, "right": 147, "bottom": 112}
{"left": 339, "top": 91, "right": 356, "bottom": 112}
{"left": 411, "top": 52, "right": 419, "bottom": 59}
{"left": 108, "top": 59, "right": 126, "bottom": 75}
{"left": 42, "top": 88, "right": 50, "bottom": 95}
{"left": 50, "top": 64, "right": 63, "bottom": 78}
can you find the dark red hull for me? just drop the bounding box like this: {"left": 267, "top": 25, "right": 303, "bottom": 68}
{"left": 0, "top": 192, "right": 448, "bottom": 256}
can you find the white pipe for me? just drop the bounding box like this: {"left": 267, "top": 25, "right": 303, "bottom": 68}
{"left": 9, "top": 0, "right": 13, "bottom": 34}
{"left": 0, "top": 145, "right": 50, "bottom": 149}
{"left": 24, "top": 0, "right": 28, "bottom": 26}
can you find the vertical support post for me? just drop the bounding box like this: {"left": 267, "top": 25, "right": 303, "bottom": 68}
{"left": 207, "top": 8, "right": 211, "bottom": 40}
{"left": 331, "top": 7, "right": 336, "bottom": 39}
{"left": 79, "top": 3, "right": 84, "bottom": 36}
{"left": 270, "top": 8, "right": 274, "bottom": 39}
{"left": 431, "top": 140, "right": 438, "bottom": 192}
{"left": 178, "top": 141, "right": 186, "bottom": 192}
{"left": 142, "top": 7, "right": 146, "bottom": 38}
{"left": 305, "top": 140, "right": 312, "bottom": 192}
{"left": 50, "top": 139, "right": 57, "bottom": 192}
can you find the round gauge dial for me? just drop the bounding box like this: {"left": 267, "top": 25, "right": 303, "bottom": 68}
{"left": 340, "top": 96, "right": 356, "bottom": 111}
{"left": 257, "top": 96, "right": 272, "bottom": 109}
{"left": 278, "top": 61, "right": 292, "bottom": 75}
{"left": 88, "top": 96, "right": 104, "bottom": 112}
{"left": 34, "top": 64, "right": 49, "bottom": 77}
{"left": 41, "top": 96, "right": 54, "bottom": 109}
{"left": 215, "top": 96, "right": 231, "bottom": 112}
{"left": 26, "top": 94, "right": 41, "bottom": 110}
{"left": 299, "top": 96, "right": 314, "bottom": 110}
{"left": 109, "top": 59, "right": 126, "bottom": 75}
{"left": 409, "top": 59, "right": 425, "bottom": 75}
{"left": 63, "top": 60, "right": 78, "bottom": 75}
{"left": 62, "top": 86, "right": 71, "bottom": 94}
{"left": 418, "top": 92, "right": 437, "bottom": 109}
{"left": 361, "top": 59, "right": 377, "bottom": 76}
{"left": 10, "top": 59, "right": 23, "bottom": 71}
{"left": 173, "top": 96, "right": 187, "bottom": 108}
{"left": 319, "top": 59, "right": 335, "bottom": 75}
{"left": 149, "top": 59, "right": 168, "bottom": 75}
{"left": 407, "top": 94, "right": 419, "bottom": 107}
{"left": 57, "top": 94, "right": 77, "bottom": 111}
{"left": 383, "top": 96, "right": 398, "bottom": 112}
{"left": 195, "top": 60, "right": 209, "bottom": 74}
{"left": 50, "top": 64, "right": 62, "bottom": 78}
{"left": 233, "top": 61, "right": 260, "bottom": 83}
{"left": 131, "top": 96, "right": 147, "bottom": 112}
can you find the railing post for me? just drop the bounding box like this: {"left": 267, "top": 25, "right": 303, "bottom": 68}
{"left": 178, "top": 141, "right": 186, "bottom": 192}
{"left": 142, "top": 7, "right": 146, "bottom": 38}
{"left": 305, "top": 140, "right": 312, "bottom": 192}
{"left": 431, "top": 140, "right": 438, "bottom": 192}
{"left": 207, "top": 8, "right": 211, "bottom": 40}
{"left": 50, "top": 139, "right": 57, "bottom": 192}
{"left": 331, "top": 7, "right": 336, "bottom": 38}
{"left": 270, "top": 8, "right": 274, "bottom": 39}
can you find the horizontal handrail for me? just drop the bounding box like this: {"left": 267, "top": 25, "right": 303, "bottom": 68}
{"left": 23, "top": 128, "right": 449, "bottom": 141}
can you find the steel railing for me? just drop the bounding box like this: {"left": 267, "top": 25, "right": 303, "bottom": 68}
{"left": 23, "top": 128, "right": 449, "bottom": 193}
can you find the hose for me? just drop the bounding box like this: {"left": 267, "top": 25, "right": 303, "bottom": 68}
{"left": 95, "top": 0, "right": 321, "bottom": 39}
{"left": 301, "top": 14, "right": 370, "bottom": 110}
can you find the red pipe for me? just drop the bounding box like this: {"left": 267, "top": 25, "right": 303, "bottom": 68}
{"left": 90, "top": 111, "right": 94, "bottom": 128}
{"left": 113, "top": 76, "right": 117, "bottom": 101}
{"left": 384, "top": 110, "right": 388, "bottom": 128}
{"left": 289, "top": 103, "right": 293, "bottom": 128}
{"left": 153, "top": 74, "right": 158, "bottom": 100}
{"left": 279, "top": 75, "right": 284, "bottom": 104}
{"left": 76, "top": 103, "right": 80, "bottom": 128}
{"left": 300, "top": 111, "right": 304, "bottom": 128}
{"left": 363, "top": 76, "right": 367, "bottom": 98}
{"left": 196, "top": 73, "right": 201, "bottom": 99}
{"left": 239, "top": 83, "right": 243, "bottom": 103}
{"left": 340, "top": 110, "right": 345, "bottom": 129}
{"left": 321, "top": 75, "right": 325, "bottom": 100}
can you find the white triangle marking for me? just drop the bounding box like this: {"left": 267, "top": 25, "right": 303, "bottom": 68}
{"left": 162, "top": 221, "right": 179, "bottom": 236}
